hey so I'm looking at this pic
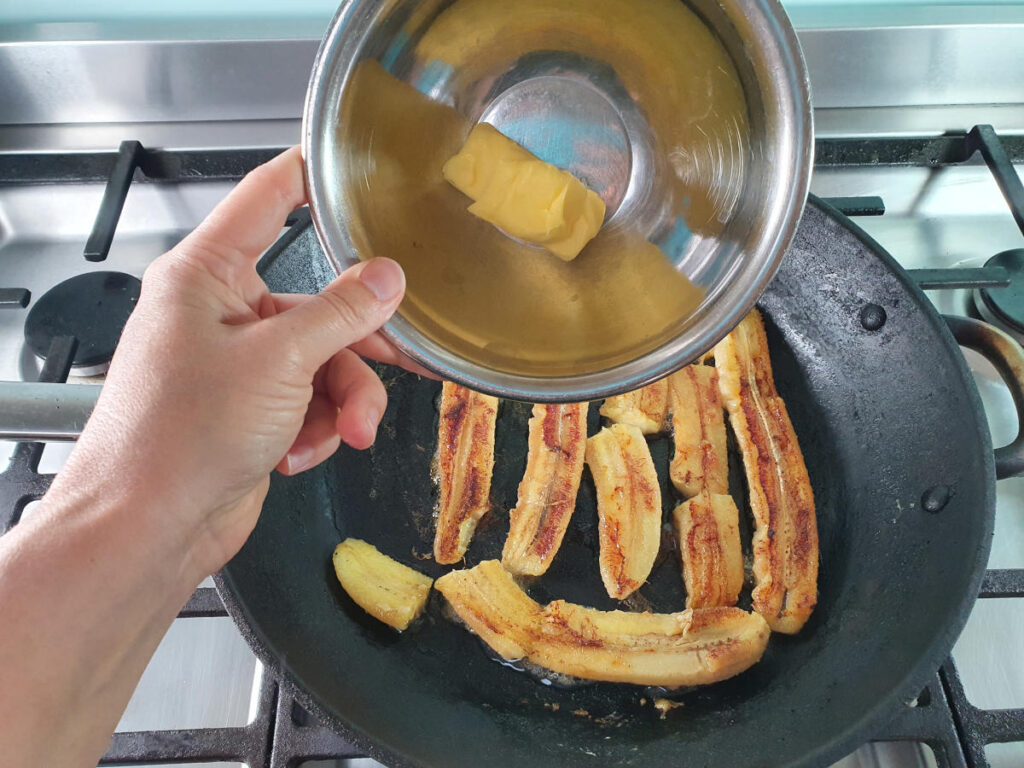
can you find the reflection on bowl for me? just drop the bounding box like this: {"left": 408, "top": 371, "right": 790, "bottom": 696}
{"left": 304, "top": 0, "right": 812, "bottom": 401}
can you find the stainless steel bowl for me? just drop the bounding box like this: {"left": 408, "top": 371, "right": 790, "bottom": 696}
{"left": 303, "top": 0, "right": 812, "bottom": 401}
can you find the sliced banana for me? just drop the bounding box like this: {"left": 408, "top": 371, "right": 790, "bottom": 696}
{"left": 585, "top": 424, "right": 662, "bottom": 599}
{"left": 434, "top": 381, "right": 499, "bottom": 564}
{"left": 436, "top": 560, "right": 770, "bottom": 687}
{"left": 503, "top": 403, "right": 588, "bottom": 576}
{"left": 332, "top": 539, "right": 433, "bottom": 631}
{"left": 715, "top": 310, "right": 818, "bottom": 634}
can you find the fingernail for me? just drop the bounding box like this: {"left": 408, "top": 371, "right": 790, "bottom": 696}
{"left": 360, "top": 258, "right": 405, "bottom": 302}
{"left": 286, "top": 444, "right": 316, "bottom": 474}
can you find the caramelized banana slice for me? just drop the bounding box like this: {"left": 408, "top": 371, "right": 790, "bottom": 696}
{"left": 715, "top": 310, "right": 818, "bottom": 634}
{"left": 434, "top": 559, "right": 541, "bottom": 659}
{"left": 668, "top": 364, "right": 728, "bottom": 498}
{"left": 599, "top": 379, "right": 669, "bottom": 435}
{"left": 673, "top": 492, "right": 743, "bottom": 609}
{"left": 502, "top": 403, "right": 587, "bottom": 576}
{"left": 536, "top": 600, "right": 769, "bottom": 687}
{"left": 585, "top": 424, "right": 662, "bottom": 599}
{"left": 434, "top": 382, "right": 499, "bottom": 564}
{"left": 332, "top": 539, "right": 433, "bottom": 631}
{"left": 435, "top": 560, "right": 770, "bottom": 687}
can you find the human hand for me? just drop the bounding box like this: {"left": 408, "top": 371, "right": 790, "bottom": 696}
{"left": 44, "top": 146, "right": 429, "bottom": 575}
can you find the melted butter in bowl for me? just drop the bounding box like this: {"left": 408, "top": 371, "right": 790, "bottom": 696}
{"left": 318, "top": 0, "right": 780, "bottom": 384}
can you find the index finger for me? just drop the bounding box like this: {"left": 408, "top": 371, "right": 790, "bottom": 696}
{"left": 181, "top": 146, "right": 307, "bottom": 274}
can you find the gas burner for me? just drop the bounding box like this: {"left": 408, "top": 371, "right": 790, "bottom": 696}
{"left": 974, "top": 249, "right": 1024, "bottom": 344}
{"left": 24, "top": 271, "right": 141, "bottom": 377}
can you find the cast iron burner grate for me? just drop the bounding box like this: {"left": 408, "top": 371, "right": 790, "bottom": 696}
{"left": 1, "top": 126, "right": 1023, "bottom": 768}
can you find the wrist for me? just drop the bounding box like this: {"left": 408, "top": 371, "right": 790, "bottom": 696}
{"left": 0, "top": 451, "right": 214, "bottom": 768}
{"left": 188, "top": 483, "right": 269, "bottom": 577}
{"left": 38, "top": 467, "right": 210, "bottom": 600}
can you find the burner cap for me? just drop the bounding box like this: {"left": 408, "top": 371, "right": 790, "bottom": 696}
{"left": 25, "top": 271, "right": 141, "bottom": 373}
{"left": 976, "top": 249, "right": 1024, "bottom": 337}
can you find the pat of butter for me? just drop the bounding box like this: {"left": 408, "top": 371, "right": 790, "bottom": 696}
{"left": 442, "top": 123, "right": 606, "bottom": 261}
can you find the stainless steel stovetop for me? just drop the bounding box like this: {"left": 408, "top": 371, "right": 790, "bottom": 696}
{"left": 1, "top": 20, "right": 1023, "bottom": 768}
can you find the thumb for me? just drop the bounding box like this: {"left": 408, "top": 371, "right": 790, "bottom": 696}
{"left": 270, "top": 257, "right": 406, "bottom": 371}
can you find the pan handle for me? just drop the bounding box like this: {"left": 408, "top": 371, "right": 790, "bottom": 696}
{"left": 944, "top": 315, "right": 1024, "bottom": 479}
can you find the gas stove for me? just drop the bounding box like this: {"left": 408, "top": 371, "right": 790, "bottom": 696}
{"left": 1, "top": 23, "right": 1023, "bottom": 768}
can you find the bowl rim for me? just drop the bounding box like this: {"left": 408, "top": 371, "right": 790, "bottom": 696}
{"left": 302, "top": 0, "right": 814, "bottom": 402}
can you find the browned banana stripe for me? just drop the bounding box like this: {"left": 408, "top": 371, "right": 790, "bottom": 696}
{"left": 673, "top": 492, "right": 743, "bottom": 609}
{"left": 434, "top": 381, "right": 499, "bottom": 564}
{"left": 599, "top": 378, "right": 669, "bottom": 435}
{"left": 715, "top": 310, "right": 818, "bottom": 634}
{"left": 668, "top": 364, "right": 728, "bottom": 498}
{"left": 502, "top": 403, "right": 587, "bottom": 576}
{"left": 436, "top": 560, "right": 771, "bottom": 687}
{"left": 585, "top": 424, "right": 662, "bottom": 600}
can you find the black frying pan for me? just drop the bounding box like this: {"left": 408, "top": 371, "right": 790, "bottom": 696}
{"left": 217, "top": 197, "right": 1024, "bottom": 768}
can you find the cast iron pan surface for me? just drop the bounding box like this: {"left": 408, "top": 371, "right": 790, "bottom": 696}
{"left": 217, "top": 198, "right": 995, "bottom": 768}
